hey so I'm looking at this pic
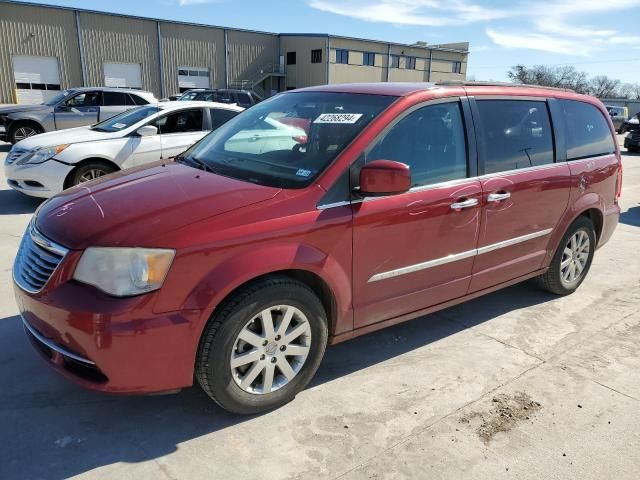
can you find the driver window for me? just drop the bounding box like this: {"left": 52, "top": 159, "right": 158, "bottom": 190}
{"left": 65, "top": 92, "right": 100, "bottom": 108}
{"left": 367, "top": 101, "right": 468, "bottom": 187}
{"left": 152, "top": 109, "right": 204, "bottom": 134}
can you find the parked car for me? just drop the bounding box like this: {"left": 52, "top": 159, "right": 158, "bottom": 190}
{"left": 180, "top": 88, "right": 261, "bottom": 109}
{"left": 0, "top": 87, "right": 157, "bottom": 144}
{"left": 621, "top": 113, "right": 639, "bottom": 134}
{"left": 624, "top": 129, "right": 640, "bottom": 152}
{"left": 14, "top": 83, "right": 621, "bottom": 414}
{"left": 5, "top": 101, "right": 242, "bottom": 198}
{"left": 163, "top": 89, "right": 206, "bottom": 102}
{"left": 605, "top": 105, "right": 628, "bottom": 133}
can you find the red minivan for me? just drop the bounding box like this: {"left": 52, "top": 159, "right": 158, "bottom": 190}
{"left": 14, "top": 82, "right": 621, "bottom": 414}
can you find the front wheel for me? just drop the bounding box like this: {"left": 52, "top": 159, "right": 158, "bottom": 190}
{"left": 535, "top": 216, "right": 596, "bottom": 295}
{"left": 67, "top": 161, "right": 117, "bottom": 188}
{"left": 9, "top": 123, "right": 43, "bottom": 144}
{"left": 196, "top": 276, "right": 328, "bottom": 414}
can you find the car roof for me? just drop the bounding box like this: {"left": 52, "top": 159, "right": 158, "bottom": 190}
{"left": 65, "top": 86, "right": 154, "bottom": 95}
{"left": 294, "top": 81, "right": 598, "bottom": 100}
{"left": 158, "top": 100, "right": 244, "bottom": 111}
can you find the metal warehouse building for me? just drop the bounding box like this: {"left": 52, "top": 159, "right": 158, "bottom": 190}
{"left": 0, "top": 0, "right": 469, "bottom": 104}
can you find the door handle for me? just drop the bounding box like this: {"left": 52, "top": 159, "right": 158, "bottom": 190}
{"left": 487, "top": 192, "right": 511, "bottom": 202}
{"left": 86, "top": 108, "right": 98, "bottom": 113}
{"left": 450, "top": 198, "right": 478, "bottom": 210}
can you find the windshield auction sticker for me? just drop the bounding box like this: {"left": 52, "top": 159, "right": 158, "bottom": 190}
{"left": 313, "top": 113, "right": 363, "bottom": 124}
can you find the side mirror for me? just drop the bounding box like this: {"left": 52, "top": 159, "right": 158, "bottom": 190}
{"left": 55, "top": 104, "right": 71, "bottom": 112}
{"left": 136, "top": 125, "right": 158, "bottom": 137}
{"left": 358, "top": 160, "right": 411, "bottom": 197}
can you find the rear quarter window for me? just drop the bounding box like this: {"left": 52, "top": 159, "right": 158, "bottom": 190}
{"left": 562, "top": 100, "right": 615, "bottom": 161}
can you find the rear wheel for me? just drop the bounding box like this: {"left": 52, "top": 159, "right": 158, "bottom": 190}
{"left": 67, "top": 161, "right": 117, "bottom": 188}
{"left": 9, "top": 123, "right": 43, "bottom": 144}
{"left": 535, "top": 216, "right": 596, "bottom": 295}
{"left": 196, "top": 276, "right": 328, "bottom": 414}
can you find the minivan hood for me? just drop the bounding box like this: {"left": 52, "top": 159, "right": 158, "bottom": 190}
{"left": 35, "top": 162, "right": 281, "bottom": 249}
{"left": 15, "top": 126, "right": 116, "bottom": 150}
{"left": 0, "top": 104, "right": 49, "bottom": 115}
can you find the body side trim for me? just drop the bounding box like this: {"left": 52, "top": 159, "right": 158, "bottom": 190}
{"left": 368, "top": 228, "right": 553, "bottom": 282}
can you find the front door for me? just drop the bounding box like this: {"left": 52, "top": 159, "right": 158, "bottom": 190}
{"left": 469, "top": 98, "right": 571, "bottom": 292}
{"left": 353, "top": 99, "right": 482, "bottom": 328}
{"left": 54, "top": 91, "right": 100, "bottom": 130}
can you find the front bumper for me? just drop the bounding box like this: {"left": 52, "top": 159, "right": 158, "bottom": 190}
{"left": 15, "top": 275, "right": 204, "bottom": 394}
{"left": 4, "top": 158, "right": 73, "bottom": 198}
{"left": 624, "top": 134, "right": 640, "bottom": 149}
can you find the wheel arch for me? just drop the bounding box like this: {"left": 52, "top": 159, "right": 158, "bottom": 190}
{"left": 63, "top": 157, "right": 121, "bottom": 189}
{"left": 8, "top": 119, "right": 44, "bottom": 142}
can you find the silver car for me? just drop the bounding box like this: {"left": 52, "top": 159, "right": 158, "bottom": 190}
{"left": 0, "top": 87, "right": 157, "bottom": 144}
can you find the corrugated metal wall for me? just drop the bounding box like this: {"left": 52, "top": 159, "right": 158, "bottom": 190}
{"left": 280, "top": 36, "right": 327, "bottom": 89}
{"left": 227, "top": 30, "right": 279, "bottom": 84}
{"left": 0, "top": 3, "right": 82, "bottom": 104}
{"left": 78, "top": 12, "right": 161, "bottom": 96}
{"left": 160, "top": 22, "right": 226, "bottom": 94}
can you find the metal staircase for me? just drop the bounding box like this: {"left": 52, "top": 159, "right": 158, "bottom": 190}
{"left": 229, "top": 63, "right": 285, "bottom": 99}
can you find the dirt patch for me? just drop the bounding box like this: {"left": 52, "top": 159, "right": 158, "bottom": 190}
{"left": 460, "top": 392, "right": 542, "bottom": 443}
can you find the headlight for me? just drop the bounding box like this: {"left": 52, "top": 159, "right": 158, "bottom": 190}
{"left": 73, "top": 247, "right": 175, "bottom": 297}
{"left": 16, "top": 144, "right": 69, "bottom": 165}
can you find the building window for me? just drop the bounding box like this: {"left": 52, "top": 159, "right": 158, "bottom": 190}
{"left": 336, "top": 49, "right": 349, "bottom": 64}
{"left": 363, "top": 52, "right": 376, "bottom": 66}
{"left": 286, "top": 52, "right": 297, "bottom": 65}
{"left": 390, "top": 54, "right": 400, "bottom": 68}
{"left": 311, "top": 49, "right": 323, "bottom": 63}
{"left": 452, "top": 61, "right": 462, "bottom": 74}
{"left": 405, "top": 56, "right": 416, "bottom": 69}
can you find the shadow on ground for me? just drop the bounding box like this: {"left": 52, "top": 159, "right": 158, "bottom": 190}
{"left": 0, "top": 189, "right": 43, "bottom": 215}
{"left": 620, "top": 205, "right": 640, "bottom": 227}
{"left": 0, "top": 282, "right": 555, "bottom": 479}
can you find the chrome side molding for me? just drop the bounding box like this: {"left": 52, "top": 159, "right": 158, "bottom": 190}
{"left": 368, "top": 228, "right": 553, "bottom": 282}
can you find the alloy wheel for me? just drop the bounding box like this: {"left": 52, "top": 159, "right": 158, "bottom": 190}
{"left": 13, "top": 126, "right": 38, "bottom": 142}
{"left": 230, "top": 305, "right": 312, "bottom": 395}
{"left": 560, "top": 230, "right": 590, "bottom": 287}
{"left": 79, "top": 169, "right": 107, "bottom": 183}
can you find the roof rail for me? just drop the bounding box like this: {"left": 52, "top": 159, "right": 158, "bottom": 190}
{"left": 435, "top": 80, "right": 575, "bottom": 93}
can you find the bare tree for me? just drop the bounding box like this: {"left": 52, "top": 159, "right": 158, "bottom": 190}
{"left": 588, "top": 76, "right": 621, "bottom": 98}
{"left": 507, "top": 64, "right": 589, "bottom": 94}
{"left": 507, "top": 65, "right": 639, "bottom": 99}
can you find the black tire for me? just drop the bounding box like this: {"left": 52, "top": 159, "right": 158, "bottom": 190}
{"left": 196, "top": 276, "right": 328, "bottom": 414}
{"left": 535, "top": 216, "right": 596, "bottom": 295}
{"left": 9, "top": 122, "right": 43, "bottom": 144}
{"left": 67, "top": 161, "right": 117, "bottom": 188}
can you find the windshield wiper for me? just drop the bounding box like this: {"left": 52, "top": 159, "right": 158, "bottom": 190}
{"left": 175, "top": 154, "right": 216, "bottom": 174}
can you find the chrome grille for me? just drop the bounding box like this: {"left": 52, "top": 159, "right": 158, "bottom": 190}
{"left": 14, "top": 224, "right": 68, "bottom": 293}
{"left": 5, "top": 147, "right": 29, "bottom": 165}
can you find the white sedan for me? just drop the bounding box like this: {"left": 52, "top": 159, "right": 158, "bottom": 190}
{"left": 4, "top": 101, "right": 243, "bottom": 198}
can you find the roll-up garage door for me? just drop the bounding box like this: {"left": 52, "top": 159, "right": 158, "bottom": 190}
{"left": 12, "top": 55, "right": 61, "bottom": 104}
{"left": 178, "top": 67, "right": 210, "bottom": 92}
{"left": 103, "top": 62, "right": 143, "bottom": 89}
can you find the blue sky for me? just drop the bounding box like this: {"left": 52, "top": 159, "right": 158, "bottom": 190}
{"left": 22, "top": 0, "right": 640, "bottom": 83}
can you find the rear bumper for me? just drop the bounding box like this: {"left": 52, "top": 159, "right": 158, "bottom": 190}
{"left": 598, "top": 204, "right": 620, "bottom": 249}
{"left": 15, "top": 280, "right": 203, "bottom": 394}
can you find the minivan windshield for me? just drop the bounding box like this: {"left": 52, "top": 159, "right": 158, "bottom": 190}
{"left": 182, "top": 92, "right": 396, "bottom": 188}
{"left": 91, "top": 106, "right": 160, "bottom": 133}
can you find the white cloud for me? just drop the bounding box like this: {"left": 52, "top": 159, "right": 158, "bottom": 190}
{"left": 308, "top": 0, "right": 510, "bottom": 27}
{"left": 309, "top": 0, "right": 640, "bottom": 58}
{"left": 486, "top": 29, "right": 596, "bottom": 57}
